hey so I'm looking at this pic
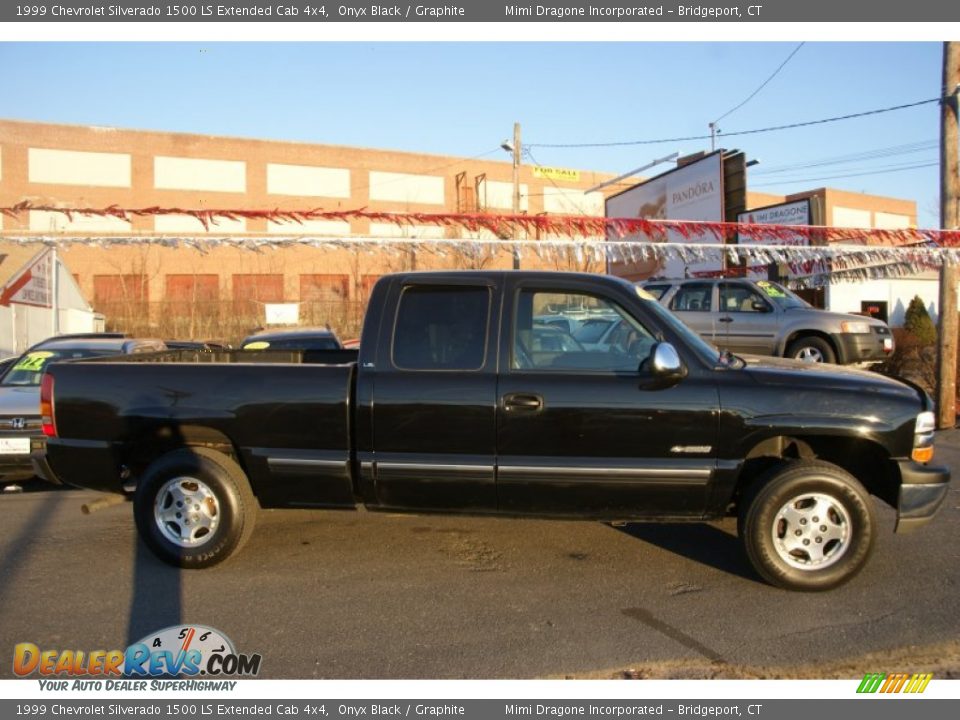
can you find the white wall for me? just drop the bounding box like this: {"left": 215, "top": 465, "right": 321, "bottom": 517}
{"left": 825, "top": 275, "right": 950, "bottom": 326}
{"left": 28, "top": 148, "right": 131, "bottom": 187}
{"left": 478, "top": 179, "right": 529, "bottom": 211}
{"left": 267, "top": 163, "right": 350, "bottom": 198}
{"left": 154, "top": 156, "right": 246, "bottom": 193}
{"left": 368, "top": 172, "right": 444, "bottom": 205}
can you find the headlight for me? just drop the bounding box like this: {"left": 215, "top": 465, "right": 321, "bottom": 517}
{"left": 912, "top": 411, "right": 936, "bottom": 463}
{"left": 840, "top": 321, "right": 871, "bottom": 334}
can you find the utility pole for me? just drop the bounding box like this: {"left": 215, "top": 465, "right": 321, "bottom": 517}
{"left": 511, "top": 121, "right": 522, "bottom": 270}
{"left": 937, "top": 41, "right": 959, "bottom": 429}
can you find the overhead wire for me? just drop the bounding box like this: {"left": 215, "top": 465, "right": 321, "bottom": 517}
{"left": 521, "top": 147, "right": 598, "bottom": 217}
{"left": 750, "top": 160, "right": 938, "bottom": 187}
{"left": 712, "top": 42, "right": 806, "bottom": 126}
{"left": 527, "top": 97, "right": 941, "bottom": 149}
{"left": 752, "top": 140, "right": 938, "bottom": 175}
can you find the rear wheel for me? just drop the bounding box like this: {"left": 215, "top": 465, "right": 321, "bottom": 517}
{"left": 134, "top": 447, "right": 257, "bottom": 568}
{"left": 786, "top": 336, "right": 836, "bottom": 364}
{"left": 738, "top": 460, "right": 875, "bottom": 591}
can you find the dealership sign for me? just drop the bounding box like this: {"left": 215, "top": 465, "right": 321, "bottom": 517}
{"left": 606, "top": 153, "right": 724, "bottom": 281}
{"left": 737, "top": 199, "right": 814, "bottom": 279}
{"left": 0, "top": 248, "right": 54, "bottom": 308}
{"left": 737, "top": 199, "right": 812, "bottom": 246}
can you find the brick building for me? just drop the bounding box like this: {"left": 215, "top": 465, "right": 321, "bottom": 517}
{"left": 0, "top": 118, "right": 619, "bottom": 340}
{"left": 0, "top": 118, "right": 924, "bottom": 339}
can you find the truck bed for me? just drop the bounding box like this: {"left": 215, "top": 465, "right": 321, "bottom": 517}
{"left": 45, "top": 350, "right": 358, "bottom": 507}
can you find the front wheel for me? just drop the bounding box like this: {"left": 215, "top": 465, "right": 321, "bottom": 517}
{"left": 738, "top": 460, "right": 875, "bottom": 591}
{"left": 786, "top": 336, "right": 836, "bottom": 364}
{"left": 134, "top": 447, "right": 257, "bottom": 568}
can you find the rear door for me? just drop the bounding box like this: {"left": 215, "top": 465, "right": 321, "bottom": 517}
{"left": 496, "top": 277, "right": 720, "bottom": 518}
{"left": 667, "top": 281, "right": 719, "bottom": 345}
{"left": 364, "top": 276, "right": 501, "bottom": 512}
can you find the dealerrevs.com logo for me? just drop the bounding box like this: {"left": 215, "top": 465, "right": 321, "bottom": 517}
{"left": 13, "top": 625, "right": 262, "bottom": 682}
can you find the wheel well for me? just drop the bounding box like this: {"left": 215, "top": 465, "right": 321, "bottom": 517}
{"left": 736, "top": 434, "right": 897, "bottom": 511}
{"left": 783, "top": 330, "right": 838, "bottom": 359}
{"left": 124, "top": 424, "right": 241, "bottom": 482}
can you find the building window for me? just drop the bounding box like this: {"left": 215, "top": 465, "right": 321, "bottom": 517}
{"left": 94, "top": 274, "right": 148, "bottom": 308}
{"left": 232, "top": 274, "right": 284, "bottom": 318}
{"left": 300, "top": 274, "right": 349, "bottom": 302}
{"left": 165, "top": 274, "right": 220, "bottom": 315}
{"left": 359, "top": 274, "right": 382, "bottom": 302}
{"left": 93, "top": 274, "right": 149, "bottom": 330}
{"left": 300, "top": 274, "right": 351, "bottom": 329}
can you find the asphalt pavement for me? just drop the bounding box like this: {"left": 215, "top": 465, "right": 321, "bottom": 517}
{"left": 1, "top": 434, "right": 959, "bottom": 679}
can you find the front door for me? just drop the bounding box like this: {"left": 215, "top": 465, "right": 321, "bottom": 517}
{"left": 496, "top": 280, "right": 720, "bottom": 518}
{"left": 716, "top": 281, "right": 781, "bottom": 355}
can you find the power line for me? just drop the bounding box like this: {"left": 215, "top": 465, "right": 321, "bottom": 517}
{"left": 752, "top": 140, "right": 938, "bottom": 175}
{"left": 750, "top": 160, "right": 938, "bottom": 187}
{"left": 528, "top": 97, "right": 941, "bottom": 149}
{"left": 521, "top": 147, "right": 597, "bottom": 216}
{"left": 713, "top": 43, "right": 805, "bottom": 125}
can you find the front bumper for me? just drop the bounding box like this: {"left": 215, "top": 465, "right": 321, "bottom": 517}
{"left": 834, "top": 330, "right": 894, "bottom": 365}
{"left": 0, "top": 433, "right": 44, "bottom": 481}
{"left": 895, "top": 459, "right": 951, "bottom": 533}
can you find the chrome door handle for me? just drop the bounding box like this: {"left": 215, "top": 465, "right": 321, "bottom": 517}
{"left": 503, "top": 393, "right": 544, "bottom": 412}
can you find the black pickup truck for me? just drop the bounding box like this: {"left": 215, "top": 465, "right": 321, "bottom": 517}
{"left": 37, "top": 271, "right": 950, "bottom": 591}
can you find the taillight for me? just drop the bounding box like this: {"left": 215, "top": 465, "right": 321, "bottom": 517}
{"left": 40, "top": 373, "right": 57, "bottom": 438}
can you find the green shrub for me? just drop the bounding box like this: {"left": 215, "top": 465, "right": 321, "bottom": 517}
{"left": 903, "top": 295, "right": 937, "bottom": 345}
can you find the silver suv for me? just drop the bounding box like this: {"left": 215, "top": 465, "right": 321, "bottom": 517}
{"left": 640, "top": 278, "right": 894, "bottom": 365}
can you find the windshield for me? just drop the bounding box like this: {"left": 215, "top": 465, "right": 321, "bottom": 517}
{"left": 754, "top": 280, "right": 811, "bottom": 310}
{"left": 1, "top": 349, "right": 118, "bottom": 387}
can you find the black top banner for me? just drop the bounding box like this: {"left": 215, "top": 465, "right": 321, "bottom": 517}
{"left": 4, "top": 0, "right": 960, "bottom": 22}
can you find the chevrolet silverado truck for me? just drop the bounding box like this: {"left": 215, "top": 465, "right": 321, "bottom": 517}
{"left": 37, "top": 271, "right": 950, "bottom": 591}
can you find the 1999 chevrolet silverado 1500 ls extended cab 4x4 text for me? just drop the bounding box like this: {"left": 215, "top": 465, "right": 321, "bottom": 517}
{"left": 36, "top": 272, "right": 950, "bottom": 590}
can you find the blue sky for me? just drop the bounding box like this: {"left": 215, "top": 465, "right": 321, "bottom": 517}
{"left": 0, "top": 42, "right": 945, "bottom": 225}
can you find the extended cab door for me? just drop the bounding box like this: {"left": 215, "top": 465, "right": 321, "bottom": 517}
{"left": 496, "top": 277, "right": 720, "bottom": 517}
{"left": 359, "top": 275, "right": 502, "bottom": 512}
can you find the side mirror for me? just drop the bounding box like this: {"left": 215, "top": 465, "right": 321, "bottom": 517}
{"left": 641, "top": 342, "right": 687, "bottom": 390}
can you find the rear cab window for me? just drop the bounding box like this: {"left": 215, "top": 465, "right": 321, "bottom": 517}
{"left": 391, "top": 285, "right": 491, "bottom": 371}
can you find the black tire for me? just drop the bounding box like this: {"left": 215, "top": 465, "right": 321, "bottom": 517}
{"left": 785, "top": 336, "right": 836, "bottom": 364}
{"left": 134, "top": 447, "right": 257, "bottom": 569}
{"left": 738, "top": 460, "right": 875, "bottom": 591}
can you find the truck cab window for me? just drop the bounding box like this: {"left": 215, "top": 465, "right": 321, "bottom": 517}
{"left": 392, "top": 286, "right": 490, "bottom": 370}
{"left": 516, "top": 290, "right": 656, "bottom": 371}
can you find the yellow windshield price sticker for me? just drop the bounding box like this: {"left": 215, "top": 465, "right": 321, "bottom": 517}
{"left": 242, "top": 341, "right": 270, "bottom": 350}
{"left": 12, "top": 351, "right": 53, "bottom": 372}
{"left": 756, "top": 281, "right": 785, "bottom": 298}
